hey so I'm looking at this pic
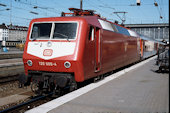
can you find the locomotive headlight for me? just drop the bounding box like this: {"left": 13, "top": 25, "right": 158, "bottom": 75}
{"left": 64, "top": 61, "right": 71, "bottom": 68}
{"left": 27, "top": 60, "right": 33, "bottom": 66}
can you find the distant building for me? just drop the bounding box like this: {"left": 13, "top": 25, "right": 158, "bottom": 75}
{"left": 125, "top": 23, "right": 169, "bottom": 42}
{"left": 7, "top": 25, "right": 28, "bottom": 41}
{"left": 0, "top": 24, "right": 9, "bottom": 41}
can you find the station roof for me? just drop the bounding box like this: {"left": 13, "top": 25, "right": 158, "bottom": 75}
{"left": 125, "top": 23, "right": 169, "bottom": 28}
{"left": 7, "top": 25, "right": 28, "bottom": 31}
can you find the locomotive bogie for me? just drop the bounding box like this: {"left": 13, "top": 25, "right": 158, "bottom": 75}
{"left": 29, "top": 71, "right": 77, "bottom": 94}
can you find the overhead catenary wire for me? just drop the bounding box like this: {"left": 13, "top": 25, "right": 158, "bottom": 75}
{"left": 15, "top": 0, "right": 61, "bottom": 15}
{"left": 157, "top": 0, "right": 167, "bottom": 23}
{"left": 0, "top": 0, "right": 62, "bottom": 25}
{"left": 0, "top": 0, "right": 168, "bottom": 26}
{"left": 0, "top": 13, "right": 32, "bottom": 21}
{"left": 154, "top": 0, "right": 164, "bottom": 21}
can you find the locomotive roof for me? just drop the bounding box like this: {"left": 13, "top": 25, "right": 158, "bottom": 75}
{"left": 30, "top": 16, "right": 132, "bottom": 34}
{"left": 31, "top": 16, "right": 156, "bottom": 40}
{"left": 30, "top": 16, "right": 102, "bottom": 28}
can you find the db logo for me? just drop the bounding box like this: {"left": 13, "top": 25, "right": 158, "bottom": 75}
{"left": 43, "top": 49, "right": 53, "bottom": 56}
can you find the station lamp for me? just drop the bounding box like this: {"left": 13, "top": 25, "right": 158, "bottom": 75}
{"left": 33, "top": 6, "right": 38, "bottom": 9}
{"left": 136, "top": 0, "right": 141, "bottom": 6}
{"left": 154, "top": 2, "right": 158, "bottom": 6}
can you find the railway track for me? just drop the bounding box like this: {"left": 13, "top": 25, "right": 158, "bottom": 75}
{"left": 0, "top": 58, "right": 24, "bottom": 84}
{"left": 0, "top": 74, "right": 94, "bottom": 113}
{"left": 0, "top": 75, "right": 19, "bottom": 84}
{"left": 0, "top": 52, "right": 23, "bottom": 60}
{"left": 0, "top": 93, "right": 53, "bottom": 113}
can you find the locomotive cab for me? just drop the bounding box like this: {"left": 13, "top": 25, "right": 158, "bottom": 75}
{"left": 22, "top": 9, "right": 102, "bottom": 94}
{"left": 23, "top": 18, "right": 85, "bottom": 94}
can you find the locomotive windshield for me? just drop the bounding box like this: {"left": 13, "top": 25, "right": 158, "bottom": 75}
{"left": 31, "top": 23, "right": 52, "bottom": 40}
{"left": 30, "top": 22, "right": 77, "bottom": 40}
{"left": 53, "top": 23, "right": 77, "bottom": 40}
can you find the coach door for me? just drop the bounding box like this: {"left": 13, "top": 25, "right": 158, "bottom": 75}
{"left": 140, "top": 39, "right": 144, "bottom": 59}
{"left": 95, "top": 27, "right": 101, "bottom": 72}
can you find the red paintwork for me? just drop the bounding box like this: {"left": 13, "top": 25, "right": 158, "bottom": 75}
{"left": 23, "top": 16, "right": 150, "bottom": 83}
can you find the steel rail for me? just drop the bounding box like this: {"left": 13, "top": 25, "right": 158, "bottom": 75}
{"left": 0, "top": 92, "right": 53, "bottom": 113}
{"left": 0, "top": 75, "right": 19, "bottom": 84}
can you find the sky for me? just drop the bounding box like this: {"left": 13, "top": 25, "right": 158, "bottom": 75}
{"left": 0, "top": 0, "right": 169, "bottom": 27}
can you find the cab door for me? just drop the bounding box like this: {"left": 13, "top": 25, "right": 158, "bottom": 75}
{"left": 95, "top": 27, "right": 101, "bottom": 72}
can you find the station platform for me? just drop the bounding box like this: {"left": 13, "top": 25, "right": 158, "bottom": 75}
{"left": 26, "top": 56, "right": 169, "bottom": 113}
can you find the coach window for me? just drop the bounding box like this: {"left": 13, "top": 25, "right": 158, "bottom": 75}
{"left": 89, "top": 26, "right": 94, "bottom": 41}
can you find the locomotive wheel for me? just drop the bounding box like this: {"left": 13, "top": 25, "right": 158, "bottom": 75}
{"left": 31, "top": 82, "right": 42, "bottom": 95}
{"left": 69, "top": 80, "right": 77, "bottom": 92}
{"left": 50, "top": 82, "right": 55, "bottom": 92}
{"left": 55, "top": 88, "right": 62, "bottom": 96}
{"left": 51, "top": 87, "right": 63, "bottom": 98}
{"left": 50, "top": 83, "right": 61, "bottom": 97}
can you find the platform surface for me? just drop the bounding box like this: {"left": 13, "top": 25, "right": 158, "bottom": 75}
{"left": 26, "top": 57, "right": 169, "bottom": 113}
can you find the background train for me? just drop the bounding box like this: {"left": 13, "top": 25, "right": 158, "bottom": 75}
{"left": 22, "top": 8, "right": 163, "bottom": 95}
{"left": 0, "top": 40, "right": 25, "bottom": 51}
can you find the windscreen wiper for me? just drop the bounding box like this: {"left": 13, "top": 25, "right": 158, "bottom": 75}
{"left": 54, "top": 33, "right": 70, "bottom": 42}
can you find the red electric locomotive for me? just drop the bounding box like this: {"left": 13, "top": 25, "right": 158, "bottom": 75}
{"left": 22, "top": 8, "right": 159, "bottom": 95}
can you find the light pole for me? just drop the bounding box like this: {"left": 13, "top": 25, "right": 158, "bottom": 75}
{"left": 80, "top": 0, "right": 83, "bottom": 10}
{"left": 10, "top": 0, "right": 12, "bottom": 25}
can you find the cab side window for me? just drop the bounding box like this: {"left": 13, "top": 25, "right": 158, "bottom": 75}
{"left": 89, "top": 26, "right": 94, "bottom": 41}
